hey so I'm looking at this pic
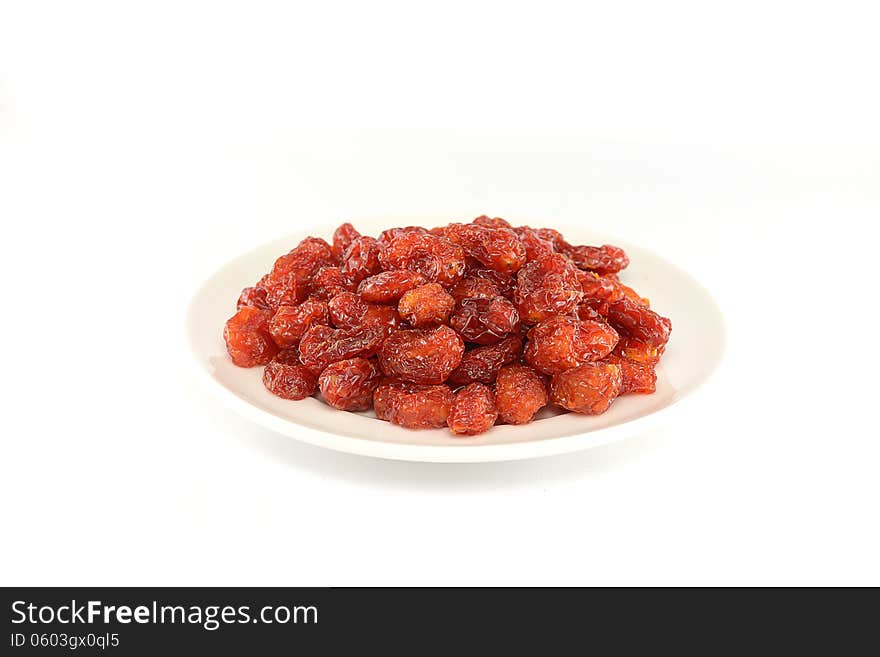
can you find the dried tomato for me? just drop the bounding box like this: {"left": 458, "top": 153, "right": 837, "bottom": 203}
{"left": 550, "top": 363, "right": 622, "bottom": 414}
{"left": 224, "top": 306, "right": 278, "bottom": 367}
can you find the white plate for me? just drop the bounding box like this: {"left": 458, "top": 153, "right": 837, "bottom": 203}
{"left": 186, "top": 216, "right": 725, "bottom": 462}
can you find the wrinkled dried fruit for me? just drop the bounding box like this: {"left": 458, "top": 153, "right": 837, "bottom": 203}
{"left": 447, "top": 335, "right": 523, "bottom": 385}
{"left": 447, "top": 383, "right": 497, "bottom": 435}
{"left": 566, "top": 244, "right": 629, "bottom": 274}
{"left": 309, "top": 266, "right": 353, "bottom": 300}
{"left": 613, "top": 337, "right": 665, "bottom": 365}
{"left": 268, "top": 300, "right": 328, "bottom": 348}
{"left": 515, "top": 226, "right": 557, "bottom": 261}
{"left": 298, "top": 324, "right": 386, "bottom": 371}
{"left": 225, "top": 216, "right": 670, "bottom": 431}
{"left": 340, "top": 236, "right": 383, "bottom": 283}
{"left": 495, "top": 365, "right": 548, "bottom": 425}
{"left": 444, "top": 223, "right": 526, "bottom": 274}
{"left": 606, "top": 297, "right": 671, "bottom": 349}
{"left": 224, "top": 306, "right": 278, "bottom": 367}
{"left": 398, "top": 283, "right": 455, "bottom": 327}
{"left": 377, "top": 226, "right": 428, "bottom": 248}
{"left": 550, "top": 363, "right": 622, "bottom": 414}
{"left": 357, "top": 270, "right": 427, "bottom": 303}
{"left": 379, "top": 232, "right": 466, "bottom": 286}
{"left": 332, "top": 222, "right": 360, "bottom": 262}
{"left": 604, "top": 354, "right": 657, "bottom": 395}
{"left": 319, "top": 357, "right": 382, "bottom": 410}
{"left": 237, "top": 286, "right": 270, "bottom": 311}
{"left": 450, "top": 296, "right": 520, "bottom": 345}
{"left": 373, "top": 382, "right": 453, "bottom": 429}
{"left": 378, "top": 325, "right": 464, "bottom": 384}
{"left": 515, "top": 253, "right": 583, "bottom": 323}
{"left": 578, "top": 270, "right": 624, "bottom": 303}
{"left": 472, "top": 215, "right": 512, "bottom": 229}
{"left": 262, "top": 349, "right": 318, "bottom": 399}
{"left": 524, "top": 316, "right": 619, "bottom": 375}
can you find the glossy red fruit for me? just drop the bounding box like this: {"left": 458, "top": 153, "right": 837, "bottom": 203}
{"left": 331, "top": 222, "right": 360, "bottom": 262}
{"left": 340, "top": 236, "right": 383, "bottom": 283}
{"left": 566, "top": 244, "right": 629, "bottom": 274}
{"left": 268, "top": 299, "right": 330, "bottom": 348}
{"left": 379, "top": 232, "right": 466, "bottom": 287}
{"left": 262, "top": 349, "right": 318, "bottom": 399}
{"left": 224, "top": 306, "right": 278, "bottom": 367}
{"left": 606, "top": 297, "right": 671, "bottom": 349}
{"left": 524, "top": 316, "right": 619, "bottom": 375}
{"left": 446, "top": 335, "right": 523, "bottom": 385}
{"left": 319, "top": 357, "right": 382, "bottom": 410}
{"left": 309, "top": 266, "right": 353, "bottom": 300}
{"left": 550, "top": 363, "right": 622, "bottom": 415}
{"left": 494, "top": 365, "right": 548, "bottom": 425}
{"left": 471, "top": 215, "right": 512, "bottom": 229}
{"left": 514, "top": 253, "right": 583, "bottom": 324}
{"left": 450, "top": 296, "right": 520, "bottom": 345}
{"left": 378, "top": 326, "right": 464, "bottom": 384}
{"left": 357, "top": 270, "right": 427, "bottom": 303}
{"left": 398, "top": 283, "right": 455, "bottom": 327}
{"left": 236, "top": 286, "right": 270, "bottom": 311}
{"left": 444, "top": 224, "right": 526, "bottom": 274}
{"left": 298, "top": 324, "right": 386, "bottom": 372}
{"left": 377, "top": 226, "right": 428, "bottom": 248}
{"left": 604, "top": 354, "right": 657, "bottom": 395}
{"left": 373, "top": 382, "right": 453, "bottom": 429}
{"left": 447, "top": 383, "right": 497, "bottom": 436}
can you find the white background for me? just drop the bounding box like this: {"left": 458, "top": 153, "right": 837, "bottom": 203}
{"left": 1, "top": 1, "right": 878, "bottom": 585}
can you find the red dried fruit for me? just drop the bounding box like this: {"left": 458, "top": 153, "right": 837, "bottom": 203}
{"left": 262, "top": 349, "right": 319, "bottom": 400}
{"left": 357, "top": 270, "right": 427, "bottom": 303}
{"left": 472, "top": 215, "right": 512, "bottom": 229}
{"left": 495, "top": 365, "right": 548, "bottom": 425}
{"left": 604, "top": 354, "right": 657, "bottom": 395}
{"left": 340, "top": 236, "right": 383, "bottom": 283}
{"left": 618, "top": 282, "right": 650, "bottom": 307}
{"left": 268, "top": 299, "right": 329, "bottom": 348}
{"left": 378, "top": 325, "right": 464, "bottom": 384}
{"left": 577, "top": 270, "right": 624, "bottom": 303}
{"left": 514, "top": 253, "right": 583, "bottom": 324}
{"left": 298, "top": 324, "right": 386, "bottom": 372}
{"left": 319, "top": 357, "right": 382, "bottom": 410}
{"left": 309, "top": 266, "right": 353, "bottom": 300}
{"left": 373, "top": 381, "right": 453, "bottom": 429}
{"left": 331, "top": 222, "right": 360, "bottom": 262}
{"left": 550, "top": 363, "right": 622, "bottom": 414}
{"left": 377, "top": 225, "right": 428, "bottom": 248}
{"left": 444, "top": 224, "right": 526, "bottom": 274}
{"left": 524, "top": 316, "right": 619, "bottom": 375}
{"left": 328, "top": 291, "right": 403, "bottom": 332}
{"left": 450, "top": 296, "right": 520, "bottom": 345}
{"left": 261, "top": 237, "right": 336, "bottom": 310}
{"left": 224, "top": 306, "right": 279, "bottom": 367}
{"left": 566, "top": 244, "right": 629, "bottom": 274}
{"left": 447, "top": 383, "right": 497, "bottom": 436}
{"left": 613, "top": 337, "right": 665, "bottom": 365}
{"left": 515, "top": 227, "right": 557, "bottom": 261}
{"left": 225, "top": 216, "right": 670, "bottom": 430}
{"left": 398, "top": 283, "right": 455, "bottom": 327}
{"left": 450, "top": 275, "right": 500, "bottom": 303}
{"left": 236, "top": 286, "right": 270, "bottom": 311}
{"left": 447, "top": 335, "right": 523, "bottom": 385}
{"left": 606, "top": 297, "right": 671, "bottom": 349}
{"left": 262, "top": 275, "right": 309, "bottom": 310}
{"left": 379, "top": 232, "right": 466, "bottom": 287}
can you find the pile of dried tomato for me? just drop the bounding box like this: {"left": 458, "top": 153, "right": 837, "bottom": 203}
{"left": 224, "top": 216, "right": 671, "bottom": 436}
